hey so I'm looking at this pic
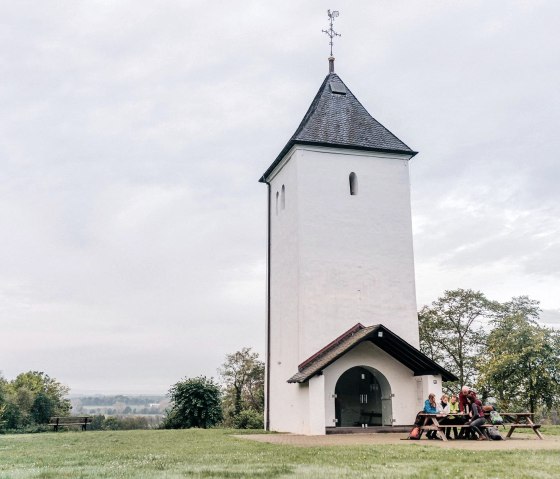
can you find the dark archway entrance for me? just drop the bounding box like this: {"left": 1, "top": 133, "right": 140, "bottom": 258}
{"left": 334, "top": 366, "right": 393, "bottom": 427}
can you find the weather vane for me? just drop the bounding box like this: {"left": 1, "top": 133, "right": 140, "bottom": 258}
{"left": 322, "top": 9, "right": 340, "bottom": 57}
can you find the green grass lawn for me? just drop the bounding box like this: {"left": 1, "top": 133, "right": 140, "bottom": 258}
{"left": 0, "top": 428, "right": 559, "bottom": 479}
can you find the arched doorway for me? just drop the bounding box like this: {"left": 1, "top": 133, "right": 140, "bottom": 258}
{"left": 334, "top": 366, "right": 393, "bottom": 427}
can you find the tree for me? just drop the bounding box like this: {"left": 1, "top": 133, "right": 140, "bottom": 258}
{"left": 418, "top": 289, "right": 496, "bottom": 388}
{"left": 8, "top": 371, "right": 70, "bottom": 418}
{"left": 1, "top": 371, "right": 71, "bottom": 429}
{"left": 478, "top": 312, "right": 560, "bottom": 413}
{"left": 163, "top": 376, "right": 222, "bottom": 429}
{"left": 31, "top": 392, "right": 55, "bottom": 424}
{"left": 0, "top": 375, "right": 8, "bottom": 427}
{"left": 218, "top": 348, "right": 264, "bottom": 426}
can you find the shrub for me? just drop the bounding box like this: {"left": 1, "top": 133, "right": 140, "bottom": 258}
{"left": 232, "top": 409, "right": 263, "bottom": 429}
{"left": 163, "top": 376, "right": 222, "bottom": 429}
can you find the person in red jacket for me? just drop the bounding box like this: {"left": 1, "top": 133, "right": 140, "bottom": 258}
{"left": 458, "top": 385, "right": 477, "bottom": 413}
{"left": 458, "top": 386, "right": 478, "bottom": 439}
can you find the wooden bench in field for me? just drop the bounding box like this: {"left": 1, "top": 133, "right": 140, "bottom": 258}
{"left": 417, "top": 412, "right": 543, "bottom": 441}
{"left": 49, "top": 416, "right": 92, "bottom": 431}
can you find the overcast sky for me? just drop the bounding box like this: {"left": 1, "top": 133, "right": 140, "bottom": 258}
{"left": 1, "top": 1, "right": 559, "bottom": 394}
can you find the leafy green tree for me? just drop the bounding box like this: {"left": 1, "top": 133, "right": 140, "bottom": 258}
{"left": 0, "top": 374, "right": 7, "bottom": 423}
{"left": 418, "top": 289, "right": 495, "bottom": 388}
{"left": 218, "top": 348, "right": 264, "bottom": 425}
{"left": 2, "top": 403, "right": 23, "bottom": 429}
{"left": 31, "top": 392, "right": 55, "bottom": 424}
{"left": 8, "top": 371, "right": 70, "bottom": 418}
{"left": 478, "top": 313, "right": 560, "bottom": 413}
{"left": 163, "top": 376, "right": 222, "bottom": 429}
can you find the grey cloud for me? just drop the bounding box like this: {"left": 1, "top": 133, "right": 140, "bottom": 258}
{"left": 1, "top": 0, "right": 559, "bottom": 391}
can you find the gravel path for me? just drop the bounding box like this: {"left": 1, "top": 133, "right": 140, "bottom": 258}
{"left": 235, "top": 432, "right": 560, "bottom": 450}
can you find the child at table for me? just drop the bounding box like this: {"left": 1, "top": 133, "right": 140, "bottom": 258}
{"left": 441, "top": 394, "right": 460, "bottom": 439}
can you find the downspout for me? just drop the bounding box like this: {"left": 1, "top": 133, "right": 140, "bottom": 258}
{"left": 262, "top": 176, "right": 271, "bottom": 431}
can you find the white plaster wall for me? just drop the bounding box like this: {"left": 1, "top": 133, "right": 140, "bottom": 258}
{"left": 295, "top": 146, "right": 419, "bottom": 358}
{"left": 266, "top": 145, "right": 420, "bottom": 434}
{"left": 323, "top": 342, "right": 421, "bottom": 429}
{"left": 267, "top": 152, "right": 309, "bottom": 433}
{"left": 308, "top": 374, "right": 326, "bottom": 435}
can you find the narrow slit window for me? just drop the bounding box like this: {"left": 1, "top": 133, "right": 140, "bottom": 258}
{"left": 281, "top": 185, "right": 286, "bottom": 210}
{"left": 349, "top": 172, "right": 358, "bottom": 195}
{"left": 276, "top": 191, "right": 279, "bottom": 215}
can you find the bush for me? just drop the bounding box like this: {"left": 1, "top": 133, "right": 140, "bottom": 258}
{"left": 232, "top": 409, "right": 263, "bottom": 429}
{"left": 163, "top": 376, "right": 222, "bottom": 429}
{"left": 88, "top": 415, "right": 154, "bottom": 431}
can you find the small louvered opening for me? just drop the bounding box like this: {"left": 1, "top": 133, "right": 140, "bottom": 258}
{"left": 329, "top": 81, "right": 346, "bottom": 95}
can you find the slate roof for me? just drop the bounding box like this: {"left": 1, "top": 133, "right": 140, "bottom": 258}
{"left": 287, "top": 323, "right": 458, "bottom": 383}
{"left": 260, "top": 72, "right": 417, "bottom": 182}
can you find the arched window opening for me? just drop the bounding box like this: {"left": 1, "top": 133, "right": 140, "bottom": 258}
{"left": 281, "top": 185, "right": 286, "bottom": 210}
{"left": 349, "top": 172, "right": 358, "bottom": 196}
{"left": 275, "top": 191, "right": 279, "bottom": 215}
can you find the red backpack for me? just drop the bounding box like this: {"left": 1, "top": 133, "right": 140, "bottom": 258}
{"left": 408, "top": 426, "right": 421, "bottom": 440}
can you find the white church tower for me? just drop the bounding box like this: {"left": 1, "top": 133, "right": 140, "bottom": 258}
{"left": 260, "top": 52, "right": 456, "bottom": 434}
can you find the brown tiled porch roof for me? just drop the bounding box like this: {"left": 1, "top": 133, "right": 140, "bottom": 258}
{"left": 287, "top": 323, "right": 458, "bottom": 383}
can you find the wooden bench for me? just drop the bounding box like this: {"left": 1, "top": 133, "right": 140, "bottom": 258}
{"left": 417, "top": 412, "right": 543, "bottom": 441}
{"left": 49, "top": 416, "right": 92, "bottom": 431}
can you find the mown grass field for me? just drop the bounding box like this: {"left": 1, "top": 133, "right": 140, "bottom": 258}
{"left": 1, "top": 427, "right": 559, "bottom": 479}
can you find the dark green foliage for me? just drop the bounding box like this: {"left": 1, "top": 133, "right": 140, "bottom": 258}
{"left": 31, "top": 392, "right": 55, "bottom": 424}
{"left": 87, "top": 415, "right": 152, "bottom": 431}
{"left": 232, "top": 409, "right": 264, "bottom": 429}
{"left": 163, "top": 376, "right": 222, "bottom": 429}
{"left": 89, "top": 415, "right": 106, "bottom": 430}
{"left": 2, "top": 403, "right": 23, "bottom": 429}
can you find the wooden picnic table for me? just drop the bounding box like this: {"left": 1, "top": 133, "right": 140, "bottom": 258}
{"left": 417, "top": 412, "right": 543, "bottom": 441}
{"left": 499, "top": 412, "right": 543, "bottom": 439}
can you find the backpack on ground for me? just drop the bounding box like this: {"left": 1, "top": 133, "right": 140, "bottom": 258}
{"left": 490, "top": 410, "right": 504, "bottom": 425}
{"left": 487, "top": 426, "right": 503, "bottom": 440}
{"left": 408, "top": 426, "right": 421, "bottom": 440}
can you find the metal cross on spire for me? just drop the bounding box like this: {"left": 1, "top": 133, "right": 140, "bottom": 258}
{"left": 322, "top": 9, "right": 340, "bottom": 57}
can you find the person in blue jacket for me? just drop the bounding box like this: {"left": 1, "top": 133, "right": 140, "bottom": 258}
{"left": 423, "top": 393, "right": 439, "bottom": 439}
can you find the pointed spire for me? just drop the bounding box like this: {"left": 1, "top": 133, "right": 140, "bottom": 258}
{"left": 259, "top": 73, "right": 417, "bottom": 182}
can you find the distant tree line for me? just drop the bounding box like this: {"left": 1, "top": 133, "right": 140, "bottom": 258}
{"left": 419, "top": 289, "right": 560, "bottom": 418}
{"left": 77, "top": 395, "right": 164, "bottom": 407}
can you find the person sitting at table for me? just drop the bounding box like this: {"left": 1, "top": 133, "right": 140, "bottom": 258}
{"left": 437, "top": 394, "right": 456, "bottom": 440}
{"left": 447, "top": 394, "right": 460, "bottom": 439}
{"left": 438, "top": 394, "right": 450, "bottom": 413}
{"left": 423, "top": 393, "right": 439, "bottom": 439}
{"left": 466, "top": 393, "right": 488, "bottom": 441}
